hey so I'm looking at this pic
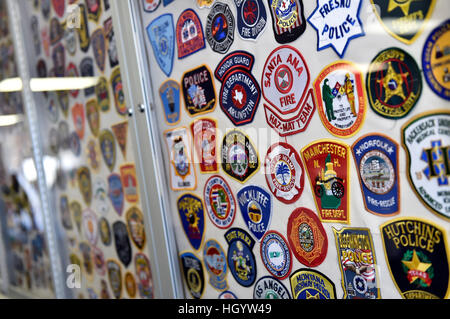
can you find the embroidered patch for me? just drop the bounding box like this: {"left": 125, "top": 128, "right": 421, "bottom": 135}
{"left": 135, "top": 253, "right": 154, "bottom": 298}
{"left": 99, "top": 129, "right": 116, "bottom": 172}
{"left": 80, "top": 57, "right": 95, "bottom": 96}
{"left": 203, "top": 239, "right": 228, "bottom": 291}
{"left": 181, "top": 65, "right": 217, "bottom": 117}
{"left": 422, "top": 19, "right": 450, "bottom": 100}
{"left": 77, "top": 4, "right": 90, "bottom": 52}
{"left": 126, "top": 206, "right": 146, "bottom": 250}
{"left": 111, "top": 121, "right": 128, "bottom": 159}
{"left": 99, "top": 217, "right": 112, "bottom": 246}
{"left": 267, "top": 0, "right": 306, "bottom": 44}
{"left": 52, "top": 43, "right": 65, "bottom": 77}
{"left": 253, "top": 276, "right": 291, "bottom": 299}
{"left": 143, "top": 0, "right": 161, "bottom": 12}
{"left": 289, "top": 268, "right": 336, "bottom": 299}
{"left": 60, "top": 195, "right": 73, "bottom": 230}
{"left": 367, "top": 47, "right": 422, "bottom": 119}
{"left": 110, "top": 67, "right": 127, "bottom": 116}
{"left": 287, "top": 207, "right": 328, "bottom": 267}
{"left": 159, "top": 79, "right": 181, "bottom": 125}
{"left": 260, "top": 230, "right": 292, "bottom": 279}
{"left": 86, "top": 0, "right": 102, "bottom": 23}
{"left": 146, "top": 13, "right": 175, "bottom": 76}
{"left": 107, "top": 173, "right": 124, "bottom": 216}
{"left": 93, "top": 178, "right": 109, "bottom": 215}
{"left": 352, "top": 133, "right": 400, "bottom": 216}
{"left": 204, "top": 175, "right": 236, "bottom": 229}
{"left": 221, "top": 129, "right": 260, "bottom": 183}
{"left": 237, "top": 185, "right": 272, "bottom": 241}
{"left": 191, "top": 118, "right": 218, "bottom": 173}
{"left": 177, "top": 193, "right": 205, "bottom": 251}
{"left": 314, "top": 61, "right": 366, "bottom": 138}
{"left": 234, "top": 0, "right": 267, "bottom": 41}
{"left": 214, "top": 50, "right": 261, "bottom": 126}
{"left": 206, "top": 2, "right": 235, "bottom": 54}
{"left": 176, "top": 9, "right": 206, "bottom": 59}
{"left": 107, "top": 260, "right": 122, "bottom": 299}
{"left": 124, "top": 272, "right": 137, "bottom": 298}
{"left": 380, "top": 217, "right": 450, "bottom": 299}
{"left": 113, "top": 221, "right": 132, "bottom": 267}
{"left": 180, "top": 251, "right": 205, "bottom": 299}
{"left": 120, "top": 163, "right": 139, "bottom": 203}
{"left": 225, "top": 228, "right": 257, "bottom": 287}
{"left": 95, "top": 76, "right": 110, "bottom": 112}
{"left": 333, "top": 227, "right": 381, "bottom": 299}
{"left": 77, "top": 166, "right": 92, "bottom": 205}
{"left": 308, "top": 0, "right": 364, "bottom": 58}
{"left": 301, "top": 140, "right": 350, "bottom": 223}
{"left": 82, "top": 208, "right": 98, "bottom": 245}
{"left": 264, "top": 142, "right": 304, "bottom": 204}
{"left": 91, "top": 28, "right": 106, "bottom": 73}
{"left": 401, "top": 111, "right": 450, "bottom": 220}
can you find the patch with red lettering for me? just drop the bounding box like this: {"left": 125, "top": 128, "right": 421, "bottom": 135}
{"left": 176, "top": 9, "right": 206, "bottom": 59}
{"left": 191, "top": 118, "right": 218, "bottom": 173}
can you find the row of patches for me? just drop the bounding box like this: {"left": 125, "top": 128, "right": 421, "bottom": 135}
{"left": 179, "top": 217, "right": 450, "bottom": 299}
{"left": 167, "top": 110, "right": 450, "bottom": 221}
{"left": 146, "top": 1, "right": 449, "bottom": 103}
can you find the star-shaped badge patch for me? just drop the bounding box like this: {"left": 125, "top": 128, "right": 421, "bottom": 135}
{"left": 307, "top": 0, "right": 365, "bottom": 58}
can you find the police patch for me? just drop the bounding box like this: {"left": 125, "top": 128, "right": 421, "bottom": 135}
{"left": 120, "top": 163, "right": 139, "bottom": 203}
{"left": 234, "top": 0, "right": 267, "bottom": 41}
{"left": 287, "top": 207, "right": 328, "bottom": 267}
{"left": 289, "top": 268, "right": 336, "bottom": 299}
{"left": 107, "top": 260, "right": 122, "bottom": 299}
{"left": 214, "top": 51, "right": 260, "bottom": 126}
{"left": 96, "top": 76, "right": 110, "bottom": 112}
{"left": 237, "top": 185, "right": 272, "bottom": 241}
{"left": 86, "top": 0, "right": 102, "bottom": 22}
{"left": 401, "top": 111, "right": 450, "bottom": 220}
{"left": 159, "top": 79, "right": 181, "bottom": 125}
{"left": 99, "top": 129, "right": 116, "bottom": 172}
{"left": 91, "top": 28, "right": 106, "bottom": 73}
{"left": 260, "top": 230, "right": 292, "bottom": 279}
{"left": 267, "top": 0, "right": 306, "bottom": 44}
{"left": 113, "top": 221, "right": 132, "bottom": 267}
{"left": 147, "top": 13, "right": 175, "bottom": 76}
{"left": 204, "top": 175, "right": 236, "bottom": 229}
{"left": 180, "top": 251, "right": 205, "bottom": 299}
{"left": 110, "top": 67, "right": 127, "bottom": 116}
{"left": 253, "top": 276, "right": 291, "bottom": 299}
{"left": 126, "top": 206, "right": 146, "bottom": 250}
{"left": 203, "top": 239, "right": 228, "bottom": 291}
{"left": 60, "top": 195, "right": 73, "bottom": 230}
{"left": 352, "top": 133, "right": 400, "bottom": 216}
{"left": 111, "top": 122, "right": 128, "bottom": 159}
{"left": 107, "top": 173, "right": 124, "bottom": 216}
{"left": 206, "top": 2, "right": 235, "bottom": 54}
{"left": 80, "top": 57, "right": 95, "bottom": 96}
{"left": 367, "top": 47, "right": 422, "bottom": 119}
{"left": 135, "top": 253, "right": 153, "bottom": 298}
{"left": 380, "top": 217, "right": 450, "bottom": 299}
{"left": 82, "top": 208, "right": 98, "bottom": 246}
{"left": 86, "top": 99, "right": 100, "bottom": 137}
{"left": 308, "top": 0, "right": 364, "bottom": 58}
{"left": 221, "top": 129, "right": 259, "bottom": 183}
{"left": 176, "top": 9, "right": 206, "bottom": 59}
{"left": 333, "top": 227, "right": 381, "bottom": 299}
{"left": 177, "top": 193, "right": 205, "bottom": 251}
{"left": 77, "top": 4, "right": 90, "bottom": 52}
{"left": 225, "top": 228, "right": 257, "bottom": 287}
{"left": 77, "top": 166, "right": 92, "bottom": 205}
{"left": 182, "top": 65, "right": 216, "bottom": 117}
{"left": 191, "top": 118, "right": 218, "bottom": 173}
{"left": 143, "top": 0, "right": 160, "bottom": 12}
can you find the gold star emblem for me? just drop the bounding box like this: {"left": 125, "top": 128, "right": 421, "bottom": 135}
{"left": 401, "top": 250, "right": 432, "bottom": 282}
{"left": 388, "top": 0, "right": 415, "bottom": 16}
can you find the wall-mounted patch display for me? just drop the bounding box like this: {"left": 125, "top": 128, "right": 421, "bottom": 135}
{"left": 287, "top": 207, "right": 328, "bottom": 267}
{"left": 77, "top": 166, "right": 92, "bottom": 205}
{"left": 234, "top": 0, "right": 267, "bottom": 41}
{"left": 267, "top": 0, "right": 306, "bottom": 44}
{"left": 176, "top": 9, "right": 205, "bottom": 59}
{"left": 82, "top": 208, "right": 98, "bottom": 245}
{"left": 107, "top": 173, "right": 124, "bottom": 216}
{"left": 264, "top": 142, "right": 304, "bottom": 204}
{"left": 91, "top": 28, "right": 106, "bottom": 73}
{"left": 164, "top": 127, "right": 197, "bottom": 190}
{"left": 221, "top": 129, "right": 259, "bottom": 183}
{"left": 289, "top": 268, "right": 336, "bottom": 299}
{"left": 367, "top": 47, "right": 422, "bottom": 119}
{"left": 225, "top": 228, "right": 256, "bottom": 287}
{"left": 314, "top": 61, "right": 365, "bottom": 138}
{"left": 352, "top": 134, "right": 400, "bottom": 216}
{"left": 143, "top": 0, "right": 161, "bottom": 12}
{"left": 112, "top": 221, "right": 132, "bottom": 267}
{"left": 204, "top": 175, "right": 236, "bottom": 229}
{"left": 401, "top": 111, "right": 450, "bottom": 220}
{"left": 111, "top": 122, "right": 128, "bottom": 159}
{"left": 120, "top": 163, "right": 139, "bottom": 203}
{"left": 146, "top": 13, "right": 174, "bottom": 76}
{"left": 177, "top": 193, "right": 205, "bottom": 251}
{"left": 85, "top": 99, "right": 100, "bottom": 137}
{"left": 333, "top": 227, "right": 381, "bottom": 299}
{"left": 380, "top": 217, "right": 449, "bottom": 299}
{"left": 181, "top": 64, "right": 216, "bottom": 117}
{"left": 253, "top": 276, "right": 291, "bottom": 299}
{"left": 180, "top": 251, "right": 205, "bottom": 299}
{"left": 203, "top": 239, "right": 228, "bottom": 291}
{"left": 159, "top": 79, "right": 181, "bottom": 125}
{"left": 110, "top": 67, "right": 127, "bottom": 116}
{"left": 370, "top": 0, "right": 436, "bottom": 44}
{"left": 135, "top": 253, "right": 154, "bottom": 298}
{"left": 308, "top": 0, "right": 364, "bottom": 58}
{"left": 106, "top": 260, "right": 122, "bottom": 299}
{"left": 99, "top": 129, "right": 116, "bottom": 172}
{"left": 191, "top": 118, "right": 218, "bottom": 173}
{"left": 126, "top": 206, "right": 146, "bottom": 250}
{"left": 237, "top": 185, "right": 272, "bottom": 241}
{"left": 205, "top": 2, "right": 235, "bottom": 54}
{"left": 422, "top": 19, "right": 450, "bottom": 100}
{"left": 214, "top": 50, "right": 261, "bottom": 126}
{"left": 260, "top": 230, "right": 292, "bottom": 279}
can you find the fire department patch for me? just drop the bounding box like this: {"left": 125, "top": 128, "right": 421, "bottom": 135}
{"left": 401, "top": 111, "right": 450, "bottom": 220}
{"left": 287, "top": 207, "right": 328, "bottom": 267}
{"left": 180, "top": 251, "right": 205, "bottom": 299}
{"left": 267, "top": 0, "right": 306, "bottom": 44}
{"left": 159, "top": 79, "right": 181, "bottom": 125}
{"left": 234, "top": 0, "right": 267, "bottom": 41}
{"left": 367, "top": 47, "right": 422, "bottom": 119}
{"left": 333, "top": 227, "right": 381, "bottom": 299}
{"left": 176, "top": 9, "right": 206, "bottom": 59}
{"left": 380, "top": 217, "right": 450, "bottom": 299}
{"left": 352, "top": 133, "right": 400, "bottom": 216}
{"left": 289, "top": 268, "right": 336, "bottom": 299}
{"left": 206, "top": 2, "right": 235, "bottom": 54}
{"left": 314, "top": 61, "right": 366, "bottom": 138}
{"left": 191, "top": 118, "right": 218, "bottom": 173}
{"left": 260, "top": 230, "right": 292, "bottom": 279}
{"left": 301, "top": 140, "right": 350, "bottom": 223}
{"left": 264, "top": 142, "right": 304, "bottom": 204}
{"left": 177, "top": 193, "right": 205, "bottom": 251}
{"left": 204, "top": 175, "right": 236, "bottom": 229}
{"left": 253, "top": 276, "right": 291, "bottom": 299}
{"left": 203, "top": 239, "right": 228, "bottom": 291}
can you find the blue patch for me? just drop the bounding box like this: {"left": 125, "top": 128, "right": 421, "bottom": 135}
{"left": 177, "top": 193, "right": 205, "bottom": 251}
{"left": 260, "top": 231, "right": 291, "bottom": 279}
{"left": 352, "top": 134, "right": 399, "bottom": 216}
{"left": 224, "top": 228, "right": 257, "bottom": 287}
{"left": 203, "top": 239, "right": 228, "bottom": 291}
{"left": 236, "top": 185, "right": 271, "bottom": 241}
{"left": 146, "top": 14, "right": 175, "bottom": 77}
{"left": 214, "top": 51, "right": 260, "bottom": 126}
{"left": 159, "top": 79, "right": 181, "bottom": 125}
{"left": 163, "top": 0, "right": 174, "bottom": 6}
{"left": 234, "top": 0, "right": 267, "bottom": 40}
{"left": 107, "top": 173, "right": 124, "bottom": 216}
{"left": 218, "top": 290, "right": 238, "bottom": 299}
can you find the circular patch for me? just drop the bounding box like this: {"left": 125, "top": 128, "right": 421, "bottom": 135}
{"left": 260, "top": 231, "right": 292, "bottom": 280}
{"left": 287, "top": 207, "right": 328, "bottom": 267}
{"left": 359, "top": 150, "right": 395, "bottom": 195}
{"left": 225, "top": 228, "right": 256, "bottom": 287}
{"left": 206, "top": 2, "right": 235, "bottom": 54}
{"left": 253, "top": 276, "right": 291, "bottom": 299}
{"left": 265, "top": 142, "right": 304, "bottom": 204}
{"left": 203, "top": 239, "right": 228, "bottom": 291}
{"left": 367, "top": 47, "right": 422, "bottom": 119}
{"left": 204, "top": 175, "right": 236, "bottom": 229}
